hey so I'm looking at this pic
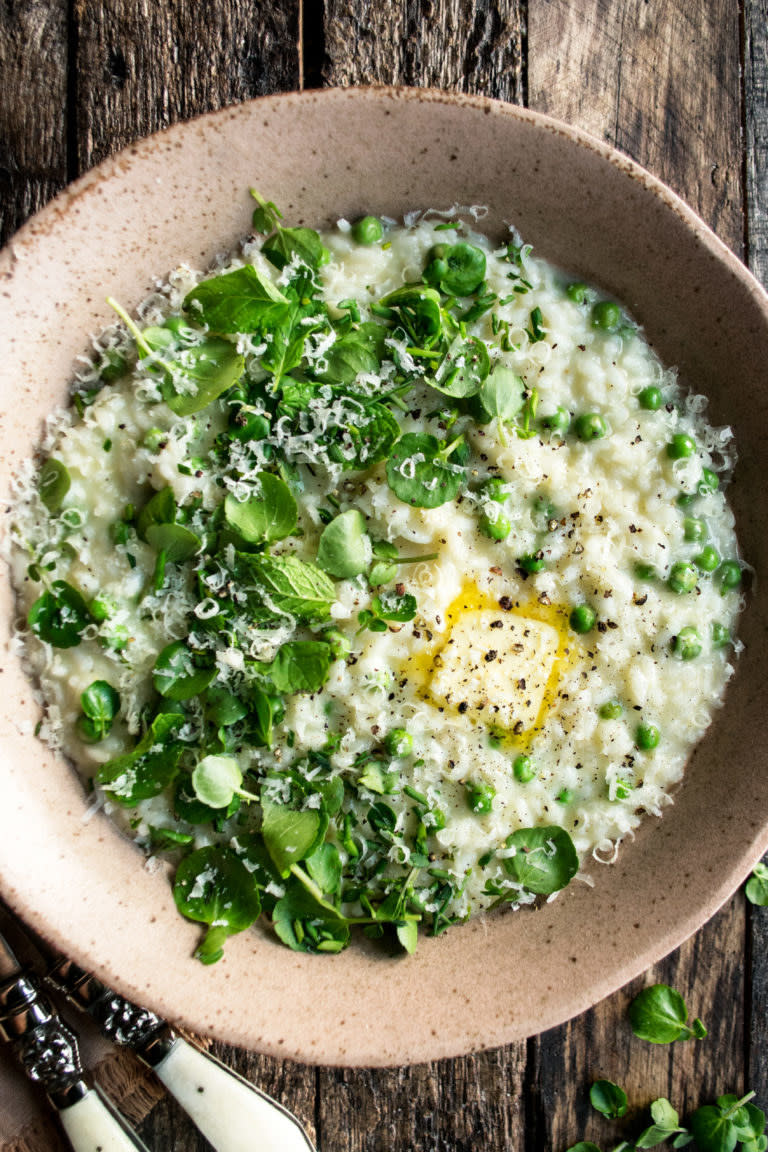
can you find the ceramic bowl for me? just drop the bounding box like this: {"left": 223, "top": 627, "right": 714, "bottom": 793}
{"left": 1, "top": 88, "right": 767, "bottom": 1067}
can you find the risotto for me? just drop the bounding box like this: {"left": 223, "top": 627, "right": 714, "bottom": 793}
{"left": 7, "top": 198, "right": 744, "bottom": 961}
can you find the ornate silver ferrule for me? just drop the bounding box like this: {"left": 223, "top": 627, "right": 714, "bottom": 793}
{"left": 0, "top": 970, "right": 92, "bottom": 1107}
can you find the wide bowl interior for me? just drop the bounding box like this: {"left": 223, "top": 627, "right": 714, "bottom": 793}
{"left": 1, "top": 88, "right": 767, "bottom": 1066}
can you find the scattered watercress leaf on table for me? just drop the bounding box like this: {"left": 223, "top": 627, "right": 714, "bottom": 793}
{"left": 628, "top": 984, "right": 707, "bottom": 1044}
{"left": 174, "top": 845, "right": 261, "bottom": 964}
{"left": 266, "top": 640, "right": 333, "bottom": 695}
{"left": 317, "top": 509, "right": 371, "bottom": 578}
{"left": 183, "top": 265, "right": 291, "bottom": 332}
{"left": 152, "top": 640, "right": 216, "bottom": 701}
{"left": 261, "top": 796, "right": 326, "bottom": 877}
{"left": 223, "top": 472, "right": 298, "bottom": 546}
{"left": 635, "top": 1097, "right": 689, "bottom": 1148}
{"left": 565, "top": 1144, "right": 602, "bottom": 1152}
{"left": 28, "top": 581, "right": 90, "bottom": 648}
{"left": 689, "top": 1104, "right": 740, "bottom": 1152}
{"left": 38, "top": 458, "right": 70, "bottom": 513}
{"left": 590, "top": 1079, "right": 628, "bottom": 1120}
{"left": 746, "top": 862, "right": 768, "bottom": 906}
{"left": 386, "top": 432, "right": 467, "bottom": 508}
{"left": 97, "top": 712, "right": 183, "bottom": 804}
{"left": 502, "top": 825, "right": 579, "bottom": 896}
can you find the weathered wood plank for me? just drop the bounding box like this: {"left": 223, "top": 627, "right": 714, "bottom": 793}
{"left": 73, "top": 0, "right": 300, "bottom": 172}
{"left": 528, "top": 0, "right": 743, "bottom": 255}
{"left": 322, "top": 0, "right": 524, "bottom": 103}
{"left": 317, "top": 1047, "right": 527, "bottom": 1152}
{"left": 0, "top": 0, "right": 68, "bottom": 246}
{"left": 531, "top": 898, "right": 746, "bottom": 1149}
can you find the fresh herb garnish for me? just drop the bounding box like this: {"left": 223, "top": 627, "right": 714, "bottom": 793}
{"left": 746, "top": 861, "right": 768, "bottom": 906}
{"left": 628, "top": 983, "right": 707, "bottom": 1044}
{"left": 28, "top": 581, "right": 90, "bottom": 648}
{"left": 77, "top": 680, "right": 120, "bottom": 743}
{"left": 385, "top": 432, "right": 467, "bottom": 508}
{"left": 174, "top": 845, "right": 262, "bottom": 964}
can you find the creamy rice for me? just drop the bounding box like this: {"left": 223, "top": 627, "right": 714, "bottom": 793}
{"left": 7, "top": 206, "right": 744, "bottom": 958}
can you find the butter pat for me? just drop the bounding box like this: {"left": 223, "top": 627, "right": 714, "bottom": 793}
{"left": 430, "top": 610, "right": 559, "bottom": 731}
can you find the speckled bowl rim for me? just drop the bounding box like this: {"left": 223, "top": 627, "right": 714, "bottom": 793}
{"left": 1, "top": 86, "right": 767, "bottom": 1067}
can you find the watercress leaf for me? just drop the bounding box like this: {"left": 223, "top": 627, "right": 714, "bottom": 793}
{"left": 650, "top": 1099, "right": 681, "bottom": 1130}
{"left": 205, "top": 686, "right": 248, "bottom": 727}
{"left": 316, "top": 775, "right": 344, "bottom": 816}
{"left": 145, "top": 522, "right": 201, "bottom": 562}
{"left": 272, "top": 877, "right": 350, "bottom": 954}
{"left": 38, "top": 458, "right": 70, "bottom": 514}
{"left": 325, "top": 400, "right": 400, "bottom": 471}
{"left": 224, "top": 473, "right": 298, "bottom": 546}
{"left": 262, "top": 226, "right": 329, "bottom": 272}
{"left": 503, "top": 825, "right": 579, "bottom": 896}
{"left": 479, "top": 366, "right": 525, "bottom": 421}
{"left": 174, "top": 773, "right": 227, "bottom": 825}
{"left": 380, "top": 285, "right": 443, "bottom": 348}
{"left": 628, "top": 984, "right": 701, "bottom": 1044}
{"left": 245, "top": 554, "right": 337, "bottom": 621}
{"left": 636, "top": 1126, "right": 680, "bottom": 1148}
{"left": 739, "top": 1103, "right": 767, "bottom": 1142}
{"left": 267, "top": 640, "right": 333, "bottom": 695}
{"left": 164, "top": 337, "right": 245, "bottom": 416}
{"left": 152, "top": 640, "right": 217, "bottom": 701}
{"left": 192, "top": 754, "right": 243, "bottom": 809}
{"left": 246, "top": 686, "right": 275, "bottom": 747}
{"left": 436, "top": 242, "right": 487, "bottom": 296}
{"left": 386, "top": 432, "right": 466, "bottom": 509}
{"left": 396, "top": 919, "right": 419, "bottom": 954}
{"left": 590, "top": 1080, "right": 628, "bottom": 1120}
{"left": 137, "top": 487, "right": 176, "bottom": 540}
{"left": 672, "top": 1136, "right": 694, "bottom": 1149}
{"left": 28, "top": 581, "right": 90, "bottom": 648}
{"left": 432, "top": 335, "right": 490, "bottom": 398}
{"left": 183, "top": 265, "right": 291, "bottom": 332}
{"left": 317, "top": 509, "right": 371, "bottom": 578}
{"left": 174, "top": 845, "right": 261, "bottom": 964}
{"left": 97, "top": 712, "right": 183, "bottom": 804}
{"left": 689, "top": 1105, "right": 739, "bottom": 1152}
{"left": 261, "top": 797, "right": 325, "bottom": 877}
{"left": 80, "top": 681, "right": 120, "bottom": 740}
{"left": 565, "top": 1144, "right": 602, "bottom": 1152}
{"left": 372, "top": 590, "right": 417, "bottom": 622}
{"left": 316, "top": 325, "right": 384, "bottom": 385}
{"left": 305, "top": 842, "right": 342, "bottom": 895}
{"left": 249, "top": 189, "right": 283, "bottom": 234}
{"left": 746, "top": 862, "right": 768, "bottom": 906}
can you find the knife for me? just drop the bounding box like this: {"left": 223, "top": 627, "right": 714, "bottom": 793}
{"left": 0, "top": 927, "right": 150, "bottom": 1151}
{"left": 10, "top": 922, "right": 316, "bottom": 1152}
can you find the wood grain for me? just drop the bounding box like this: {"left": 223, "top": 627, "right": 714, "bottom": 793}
{"left": 528, "top": 0, "right": 743, "bottom": 254}
{"left": 71, "top": 0, "right": 300, "bottom": 172}
{"left": 0, "top": 0, "right": 68, "bottom": 246}
{"left": 322, "top": 0, "right": 524, "bottom": 103}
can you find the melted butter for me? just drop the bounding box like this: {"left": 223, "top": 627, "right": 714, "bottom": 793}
{"left": 400, "top": 582, "right": 577, "bottom": 751}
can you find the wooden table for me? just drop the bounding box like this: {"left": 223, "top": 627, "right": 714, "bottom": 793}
{"left": 2, "top": 3, "right": 767, "bottom": 1148}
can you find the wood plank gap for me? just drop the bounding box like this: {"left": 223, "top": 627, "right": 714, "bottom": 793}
{"left": 739, "top": 0, "right": 751, "bottom": 273}
{"left": 301, "top": 0, "right": 326, "bottom": 91}
{"left": 523, "top": 1033, "right": 544, "bottom": 1148}
{"left": 65, "top": 0, "right": 79, "bottom": 182}
{"left": 519, "top": 0, "right": 529, "bottom": 107}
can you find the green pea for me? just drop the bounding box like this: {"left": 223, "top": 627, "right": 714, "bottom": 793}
{"left": 480, "top": 512, "right": 511, "bottom": 541}
{"left": 599, "top": 700, "right": 623, "bottom": 720}
{"left": 717, "top": 559, "right": 742, "bottom": 592}
{"left": 638, "top": 386, "right": 663, "bottom": 411}
{"left": 556, "top": 788, "right": 574, "bottom": 804}
{"left": 671, "top": 626, "right": 702, "bottom": 660}
{"left": 591, "top": 300, "right": 621, "bottom": 331}
{"left": 683, "top": 517, "right": 707, "bottom": 543}
{"left": 667, "top": 433, "right": 696, "bottom": 460}
{"left": 483, "top": 477, "right": 507, "bottom": 503}
{"left": 89, "top": 595, "right": 115, "bottom": 623}
{"left": 518, "top": 552, "right": 546, "bottom": 574}
{"left": 466, "top": 780, "right": 495, "bottom": 815}
{"left": 676, "top": 491, "right": 697, "bottom": 508}
{"left": 570, "top": 604, "right": 597, "bottom": 633}
{"left": 540, "top": 406, "right": 570, "bottom": 435}
{"left": 351, "top": 215, "right": 384, "bottom": 245}
{"left": 324, "top": 628, "right": 351, "bottom": 661}
{"left": 384, "top": 728, "right": 413, "bottom": 757}
{"left": 711, "top": 622, "right": 731, "bottom": 648}
{"left": 143, "top": 427, "right": 168, "bottom": 451}
{"left": 575, "top": 412, "right": 608, "bottom": 441}
{"left": 636, "top": 723, "right": 660, "bottom": 751}
{"left": 634, "top": 562, "right": 656, "bottom": 581}
{"left": 513, "top": 754, "right": 535, "bottom": 783}
{"left": 698, "top": 468, "right": 719, "bottom": 495}
{"left": 566, "top": 282, "right": 590, "bottom": 304}
{"left": 694, "top": 545, "right": 720, "bottom": 573}
{"left": 668, "top": 561, "right": 697, "bottom": 594}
